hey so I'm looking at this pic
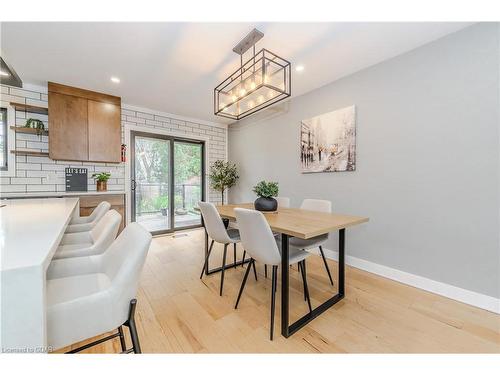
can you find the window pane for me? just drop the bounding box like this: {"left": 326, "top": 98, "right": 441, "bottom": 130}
{"left": 174, "top": 141, "right": 202, "bottom": 228}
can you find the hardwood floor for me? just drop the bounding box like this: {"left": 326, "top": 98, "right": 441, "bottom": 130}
{"left": 56, "top": 228, "right": 500, "bottom": 353}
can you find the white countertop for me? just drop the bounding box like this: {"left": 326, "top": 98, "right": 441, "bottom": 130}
{"left": 0, "top": 190, "right": 126, "bottom": 199}
{"left": 1, "top": 197, "right": 81, "bottom": 350}
{"left": 0, "top": 197, "right": 79, "bottom": 271}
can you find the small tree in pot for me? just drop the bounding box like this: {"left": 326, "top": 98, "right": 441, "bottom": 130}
{"left": 253, "top": 180, "right": 279, "bottom": 212}
{"left": 208, "top": 160, "right": 239, "bottom": 205}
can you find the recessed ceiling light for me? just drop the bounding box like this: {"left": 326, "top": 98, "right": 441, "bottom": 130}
{"left": 110, "top": 76, "right": 120, "bottom": 83}
{"left": 295, "top": 65, "right": 305, "bottom": 72}
{"left": 0, "top": 70, "right": 10, "bottom": 76}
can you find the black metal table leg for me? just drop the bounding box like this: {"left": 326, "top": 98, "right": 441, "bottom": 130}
{"left": 280, "top": 233, "right": 290, "bottom": 337}
{"left": 281, "top": 228, "right": 346, "bottom": 338}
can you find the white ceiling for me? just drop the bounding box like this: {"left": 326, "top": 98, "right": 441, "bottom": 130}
{"left": 1, "top": 22, "right": 472, "bottom": 124}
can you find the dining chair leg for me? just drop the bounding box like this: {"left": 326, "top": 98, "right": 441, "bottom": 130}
{"left": 199, "top": 240, "right": 214, "bottom": 279}
{"left": 241, "top": 250, "right": 246, "bottom": 267}
{"left": 264, "top": 264, "right": 268, "bottom": 278}
{"left": 220, "top": 243, "right": 228, "bottom": 296}
{"left": 300, "top": 260, "right": 313, "bottom": 313}
{"left": 252, "top": 259, "right": 258, "bottom": 281}
{"left": 270, "top": 265, "right": 278, "bottom": 340}
{"left": 233, "top": 243, "right": 237, "bottom": 267}
{"left": 297, "top": 261, "right": 306, "bottom": 301}
{"left": 118, "top": 326, "right": 127, "bottom": 352}
{"left": 319, "top": 246, "right": 334, "bottom": 286}
{"left": 235, "top": 259, "right": 254, "bottom": 308}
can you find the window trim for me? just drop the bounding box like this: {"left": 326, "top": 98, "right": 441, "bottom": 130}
{"left": 0, "top": 100, "right": 16, "bottom": 177}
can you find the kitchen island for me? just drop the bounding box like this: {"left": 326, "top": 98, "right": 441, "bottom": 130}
{"left": 0, "top": 198, "right": 79, "bottom": 352}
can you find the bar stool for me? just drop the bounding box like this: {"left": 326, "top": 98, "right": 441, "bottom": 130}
{"left": 234, "top": 207, "right": 312, "bottom": 340}
{"left": 53, "top": 210, "right": 121, "bottom": 260}
{"left": 46, "top": 223, "right": 152, "bottom": 353}
{"left": 66, "top": 201, "right": 111, "bottom": 233}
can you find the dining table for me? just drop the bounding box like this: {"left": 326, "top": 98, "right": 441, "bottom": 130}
{"left": 202, "top": 203, "right": 369, "bottom": 338}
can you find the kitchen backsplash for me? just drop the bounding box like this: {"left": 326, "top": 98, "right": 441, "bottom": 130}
{"left": 0, "top": 84, "right": 227, "bottom": 204}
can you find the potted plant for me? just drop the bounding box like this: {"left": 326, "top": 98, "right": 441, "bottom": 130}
{"left": 92, "top": 172, "right": 111, "bottom": 192}
{"left": 24, "top": 118, "right": 45, "bottom": 136}
{"left": 208, "top": 160, "right": 239, "bottom": 205}
{"left": 252, "top": 180, "right": 279, "bottom": 212}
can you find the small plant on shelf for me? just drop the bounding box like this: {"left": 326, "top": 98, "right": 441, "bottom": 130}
{"left": 24, "top": 118, "right": 45, "bottom": 136}
{"left": 92, "top": 172, "right": 111, "bottom": 192}
{"left": 252, "top": 180, "right": 279, "bottom": 212}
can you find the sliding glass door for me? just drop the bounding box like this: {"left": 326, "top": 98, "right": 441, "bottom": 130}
{"left": 131, "top": 131, "right": 204, "bottom": 235}
{"left": 173, "top": 141, "right": 203, "bottom": 228}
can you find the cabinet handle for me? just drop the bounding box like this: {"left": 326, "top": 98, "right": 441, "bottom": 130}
{"left": 131, "top": 179, "right": 136, "bottom": 191}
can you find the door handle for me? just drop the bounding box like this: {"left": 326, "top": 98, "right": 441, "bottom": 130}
{"left": 131, "top": 179, "right": 136, "bottom": 191}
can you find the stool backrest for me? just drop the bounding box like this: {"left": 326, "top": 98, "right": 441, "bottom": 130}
{"left": 88, "top": 201, "right": 111, "bottom": 222}
{"left": 90, "top": 209, "right": 121, "bottom": 248}
{"left": 102, "top": 222, "right": 152, "bottom": 323}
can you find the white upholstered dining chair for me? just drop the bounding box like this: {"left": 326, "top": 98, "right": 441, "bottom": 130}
{"left": 66, "top": 201, "right": 111, "bottom": 233}
{"left": 234, "top": 208, "right": 312, "bottom": 340}
{"left": 290, "top": 198, "right": 334, "bottom": 285}
{"left": 46, "top": 223, "right": 152, "bottom": 353}
{"left": 53, "top": 210, "right": 121, "bottom": 260}
{"left": 198, "top": 201, "right": 248, "bottom": 296}
{"left": 275, "top": 196, "right": 290, "bottom": 209}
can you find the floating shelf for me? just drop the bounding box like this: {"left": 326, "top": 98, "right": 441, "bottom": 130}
{"left": 10, "top": 102, "right": 48, "bottom": 115}
{"left": 10, "top": 150, "right": 49, "bottom": 157}
{"left": 10, "top": 126, "right": 49, "bottom": 136}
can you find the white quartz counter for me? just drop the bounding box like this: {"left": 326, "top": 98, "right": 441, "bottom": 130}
{"left": 0, "top": 191, "right": 126, "bottom": 199}
{"left": 0, "top": 197, "right": 79, "bottom": 351}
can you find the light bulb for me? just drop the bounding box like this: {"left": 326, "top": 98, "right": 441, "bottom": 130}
{"left": 257, "top": 95, "right": 264, "bottom": 104}
{"left": 232, "top": 95, "right": 237, "bottom": 102}
{"left": 239, "top": 88, "right": 246, "bottom": 97}
{"left": 250, "top": 81, "right": 256, "bottom": 90}
{"left": 247, "top": 101, "right": 255, "bottom": 109}
{"left": 267, "top": 90, "right": 274, "bottom": 99}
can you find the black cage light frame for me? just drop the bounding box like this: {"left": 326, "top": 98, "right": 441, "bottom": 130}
{"left": 214, "top": 48, "right": 291, "bottom": 121}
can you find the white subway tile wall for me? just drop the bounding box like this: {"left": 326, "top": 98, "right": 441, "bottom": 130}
{"left": 0, "top": 84, "right": 227, "bottom": 203}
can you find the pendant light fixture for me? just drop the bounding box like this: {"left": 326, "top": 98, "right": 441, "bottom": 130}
{"left": 214, "top": 28, "right": 291, "bottom": 121}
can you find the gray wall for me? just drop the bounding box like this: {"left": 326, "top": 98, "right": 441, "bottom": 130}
{"left": 228, "top": 23, "right": 500, "bottom": 298}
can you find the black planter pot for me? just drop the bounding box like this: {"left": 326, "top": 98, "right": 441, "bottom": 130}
{"left": 254, "top": 197, "right": 278, "bottom": 212}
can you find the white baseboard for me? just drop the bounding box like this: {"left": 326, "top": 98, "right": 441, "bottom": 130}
{"left": 313, "top": 248, "right": 500, "bottom": 314}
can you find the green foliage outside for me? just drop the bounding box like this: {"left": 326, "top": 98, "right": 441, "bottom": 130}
{"left": 135, "top": 138, "right": 202, "bottom": 214}
{"left": 253, "top": 180, "right": 279, "bottom": 198}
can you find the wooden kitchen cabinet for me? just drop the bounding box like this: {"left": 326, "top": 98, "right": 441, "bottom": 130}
{"left": 48, "top": 82, "right": 121, "bottom": 163}
{"left": 88, "top": 100, "right": 121, "bottom": 162}
{"left": 48, "top": 92, "right": 88, "bottom": 161}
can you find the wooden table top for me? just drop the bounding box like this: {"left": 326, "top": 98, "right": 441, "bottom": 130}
{"left": 216, "top": 203, "right": 369, "bottom": 239}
